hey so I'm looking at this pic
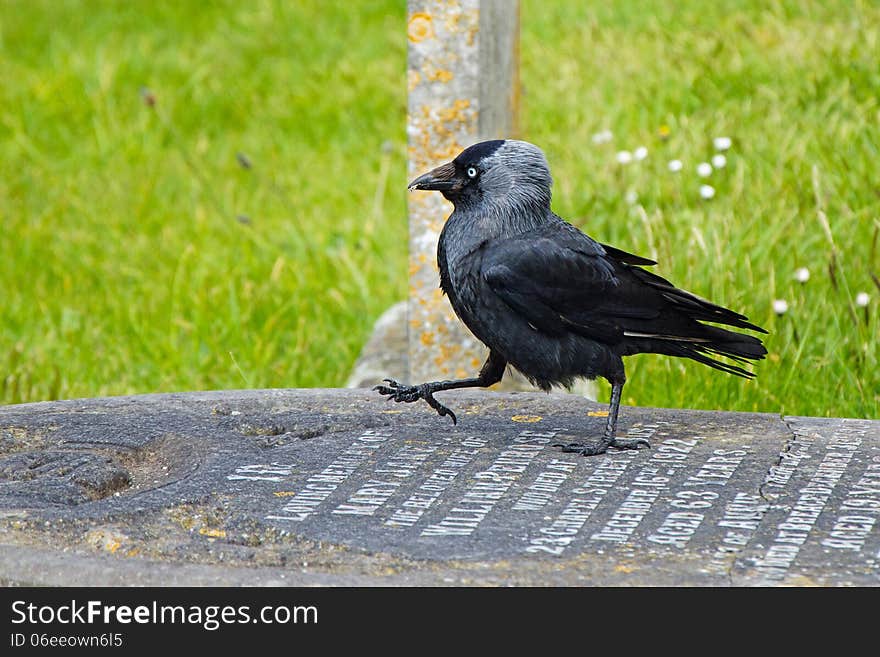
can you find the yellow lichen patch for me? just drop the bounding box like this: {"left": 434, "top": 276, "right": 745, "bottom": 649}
{"left": 434, "top": 141, "right": 467, "bottom": 160}
{"left": 407, "top": 69, "right": 421, "bottom": 92}
{"left": 436, "top": 343, "right": 459, "bottom": 363}
{"left": 511, "top": 415, "right": 543, "bottom": 423}
{"left": 420, "top": 331, "right": 435, "bottom": 346}
{"left": 173, "top": 514, "right": 195, "bottom": 531}
{"left": 588, "top": 410, "right": 609, "bottom": 417}
{"left": 408, "top": 12, "right": 434, "bottom": 43}
{"left": 439, "top": 98, "right": 471, "bottom": 122}
{"left": 452, "top": 98, "right": 471, "bottom": 112}
{"left": 614, "top": 564, "right": 636, "bottom": 574}
{"left": 463, "top": 9, "right": 480, "bottom": 46}
{"left": 471, "top": 358, "right": 482, "bottom": 368}
{"left": 443, "top": 8, "right": 462, "bottom": 33}
{"left": 85, "top": 528, "right": 126, "bottom": 554}
{"left": 441, "top": 5, "right": 480, "bottom": 45}
{"left": 273, "top": 491, "right": 296, "bottom": 498}
{"left": 198, "top": 527, "right": 226, "bottom": 539}
{"left": 428, "top": 68, "right": 454, "bottom": 83}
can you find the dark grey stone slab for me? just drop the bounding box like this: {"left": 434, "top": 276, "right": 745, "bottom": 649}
{"left": 0, "top": 389, "right": 877, "bottom": 586}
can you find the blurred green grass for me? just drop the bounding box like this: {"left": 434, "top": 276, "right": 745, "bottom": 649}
{"left": 1, "top": 0, "right": 407, "bottom": 402}
{"left": 522, "top": 0, "right": 879, "bottom": 417}
{"left": 1, "top": 0, "right": 877, "bottom": 418}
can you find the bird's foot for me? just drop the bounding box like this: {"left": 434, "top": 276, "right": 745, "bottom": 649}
{"left": 373, "top": 379, "right": 421, "bottom": 403}
{"left": 554, "top": 437, "right": 650, "bottom": 456}
{"left": 373, "top": 379, "right": 457, "bottom": 425}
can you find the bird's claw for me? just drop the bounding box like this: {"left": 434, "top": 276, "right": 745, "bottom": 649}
{"left": 373, "top": 379, "right": 457, "bottom": 425}
{"left": 554, "top": 442, "right": 607, "bottom": 456}
{"left": 553, "top": 437, "right": 650, "bottom": 456}
{"left": 611, "top": 437, "right": 651, "bottom": 451}
{"left": 423, "top": 393, "right": 457, "bottom": 425}
{"left": 374, "top": 379, "right": 420, "bottom": 402}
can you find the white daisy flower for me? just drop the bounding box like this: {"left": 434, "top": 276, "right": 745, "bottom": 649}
{"left": 697, "top": 162, "right": 713, "bottom": 177}
{"left": 855, "top": 292, "right": 870, "bottom": 307}
{"left": 699, "top": 184, "right": 716, "bottom": 199}
{"left": 668, "top": 159, "right": 683, "bottom": 172}
{"left": 772, "top": 299, "right": 789, "bottom": 315}
{"left": 713, "top": 136, "right": 732, "bottom": 151}
{"left": 625, "top": 189, "right": 639, "bottom": 205}
{"left": 616, "top": 150, "right": 633, "bottom": 164}
{"left": 592, "top": 129, "right": 613, "bottom": 144}
{"left": 711, "top": 154, "right": 727, "bottom": 168}
{"left": 794, "top": 267, "right": 810, "bottom": 283}
{"left": 634, "top": 146, "right": 648, "bottom": 160}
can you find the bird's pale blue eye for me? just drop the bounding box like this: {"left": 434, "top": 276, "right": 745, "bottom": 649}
{"left": 467, "top": 166, "right": 478, "bottom": 178}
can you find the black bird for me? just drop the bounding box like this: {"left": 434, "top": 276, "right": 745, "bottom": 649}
{"left": 376, "top": 140, "right": 767, "bottom": 456}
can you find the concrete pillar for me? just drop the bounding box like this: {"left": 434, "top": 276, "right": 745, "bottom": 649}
{"left": 406, "top": 0, "right": 520, "bottom": 382}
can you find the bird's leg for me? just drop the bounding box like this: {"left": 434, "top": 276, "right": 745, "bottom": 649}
{"left": 555, "top": 378, "right": 651, "bottom": 456}
{"left": 601, "top": 381, "right": 652, "bottom": 450}
{"left": 374, "top": 352, "right": 506, "bottom": 425}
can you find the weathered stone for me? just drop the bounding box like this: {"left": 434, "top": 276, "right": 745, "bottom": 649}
{"left": 0, "top": 389, "right": 877, "bottom": 586}
{"left": 406, "top": 0, "right": 520, "bottom": 383}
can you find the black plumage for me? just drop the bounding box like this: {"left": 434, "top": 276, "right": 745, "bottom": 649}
{"left": 376, "top": 140, "right": 767, "bottom": 455}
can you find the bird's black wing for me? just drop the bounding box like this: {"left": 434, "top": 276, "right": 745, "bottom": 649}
{"left": 481, "top": 221, "right": 765, "bottom": 348}
{"left": 598, "top": 242, "right": 656, "bottom": 266}
{"left": 481, "top": 223, "right": 664, "bottom": 345}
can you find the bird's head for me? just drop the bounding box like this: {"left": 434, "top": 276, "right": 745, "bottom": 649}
{"left": 408, "top": 140, "right": 553, "bottom": 212}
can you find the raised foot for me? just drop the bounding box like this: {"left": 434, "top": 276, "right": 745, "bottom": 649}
{"left": 553, "top": 437, "right": 651, "bottom": 456}
{"left": 373, "top": 378, "right": 420, "bottom": 402}
{"left": 373, "top": 379, "right": 457, "bottom": 425}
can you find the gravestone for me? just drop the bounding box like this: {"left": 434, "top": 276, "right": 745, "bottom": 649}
{"left": 1, "top": 389, "right": 877, "bottom": 586}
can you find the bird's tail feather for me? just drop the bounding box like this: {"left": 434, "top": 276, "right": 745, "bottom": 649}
{"left": 631, "top": 268, "right": 768, "bottom": 334}
{"left": 644, "top": 325, "right": 767, "bottom": 378}
{"left": 668, "top": 344, "right": 757, "bottom": 378}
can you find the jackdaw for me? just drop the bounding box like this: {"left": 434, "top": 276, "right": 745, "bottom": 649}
{"left": 376, "top": 140, "right": 767, "bottom": 455}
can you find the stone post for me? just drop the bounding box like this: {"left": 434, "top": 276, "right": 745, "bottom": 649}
{"left": 406, "top": 0, "right": 520, "bottom": 383}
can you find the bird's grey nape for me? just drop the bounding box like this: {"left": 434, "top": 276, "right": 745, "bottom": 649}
{"left": 471, "top": 140, "right": 554, "bottom": 225}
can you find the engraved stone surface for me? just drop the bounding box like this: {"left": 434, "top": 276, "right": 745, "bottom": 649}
{"left": 0, "top": 389, "right": 877, "bottom": 586}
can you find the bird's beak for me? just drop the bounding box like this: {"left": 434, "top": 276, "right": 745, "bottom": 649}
{"left": 407, "top": 161, "right": 459, "bottom": 191}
